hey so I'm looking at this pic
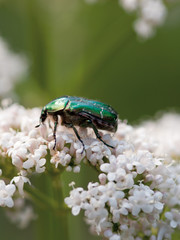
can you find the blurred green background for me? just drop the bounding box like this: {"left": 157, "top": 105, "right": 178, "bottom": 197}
{"left": 0, "top": 0, "right": 180, "bottom": 239}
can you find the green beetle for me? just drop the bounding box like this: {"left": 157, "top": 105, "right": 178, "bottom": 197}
{"left": 36, "top": 96, "right": 118, "bottom": 152}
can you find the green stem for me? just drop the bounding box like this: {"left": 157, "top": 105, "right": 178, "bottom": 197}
{"left": 28, "top": 173, "right": 69, "bottom": 240}
{"left": 24, "top": 185, "right": 57, "bottom": 209}
{"left": 51, "top": 174, "right": 69, "bottom": 240}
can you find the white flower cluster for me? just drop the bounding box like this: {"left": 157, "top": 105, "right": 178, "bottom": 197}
{"left": 0, "top": 101, "right": 180, "bottom": 239}
{"left": 121, "top": 0, "right": 167, "bottom": 38}
{"left": 0, "top": 37, "right": 27, "bottom": 96}
{"left": 85, "top": 0, "right": 167, "bottom": 38}
{"left": 65, "top": 114, "right": 180, "bottom": 240}
{"left": 124, "top": 113, "right": 180, "bottom": 158}
{"left": 65, "top": 147, "right": 180, "bottom": 239}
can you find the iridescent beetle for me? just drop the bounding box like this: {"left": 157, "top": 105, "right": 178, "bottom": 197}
{"left": 36, "top": 96, "right": 118, "bottom": 152}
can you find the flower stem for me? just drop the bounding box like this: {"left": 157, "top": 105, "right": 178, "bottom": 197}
{"left": 25, "top": 184, "right": 59, "bottom": 210}
{"left": 29, "top": 173, "right": 69, "bottom": 240}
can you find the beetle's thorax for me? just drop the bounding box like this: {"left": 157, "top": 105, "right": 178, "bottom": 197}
{"left": 45, "top": 97, "right": 69, "bottom": 113}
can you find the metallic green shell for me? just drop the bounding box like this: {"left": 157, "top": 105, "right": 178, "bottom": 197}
{"left": 67, "top": 97, "right": 117, "bottom": 120}
{"left": 44, "top": 96, "right": 117, "bottom": 121}
{"left": 43, "top": 96, "right": 69, "bottom": 113}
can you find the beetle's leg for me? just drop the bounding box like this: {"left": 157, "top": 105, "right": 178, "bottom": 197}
{"left": 53, "top": 115, "right": 58, "bottom": 150}
{"left": 66, "top": 123, "right": 85, "bottom": 153}
{"left": 87, "top": 120, "right": 114, "bottom": 149}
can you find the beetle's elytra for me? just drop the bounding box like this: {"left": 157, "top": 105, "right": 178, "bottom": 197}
{"left": 36, "top": 96, "right": 118, "bottom": 152}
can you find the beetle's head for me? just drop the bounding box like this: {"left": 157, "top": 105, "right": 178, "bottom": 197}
{"left": 35, "top": 108, "right": 47, "bottom": 128}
